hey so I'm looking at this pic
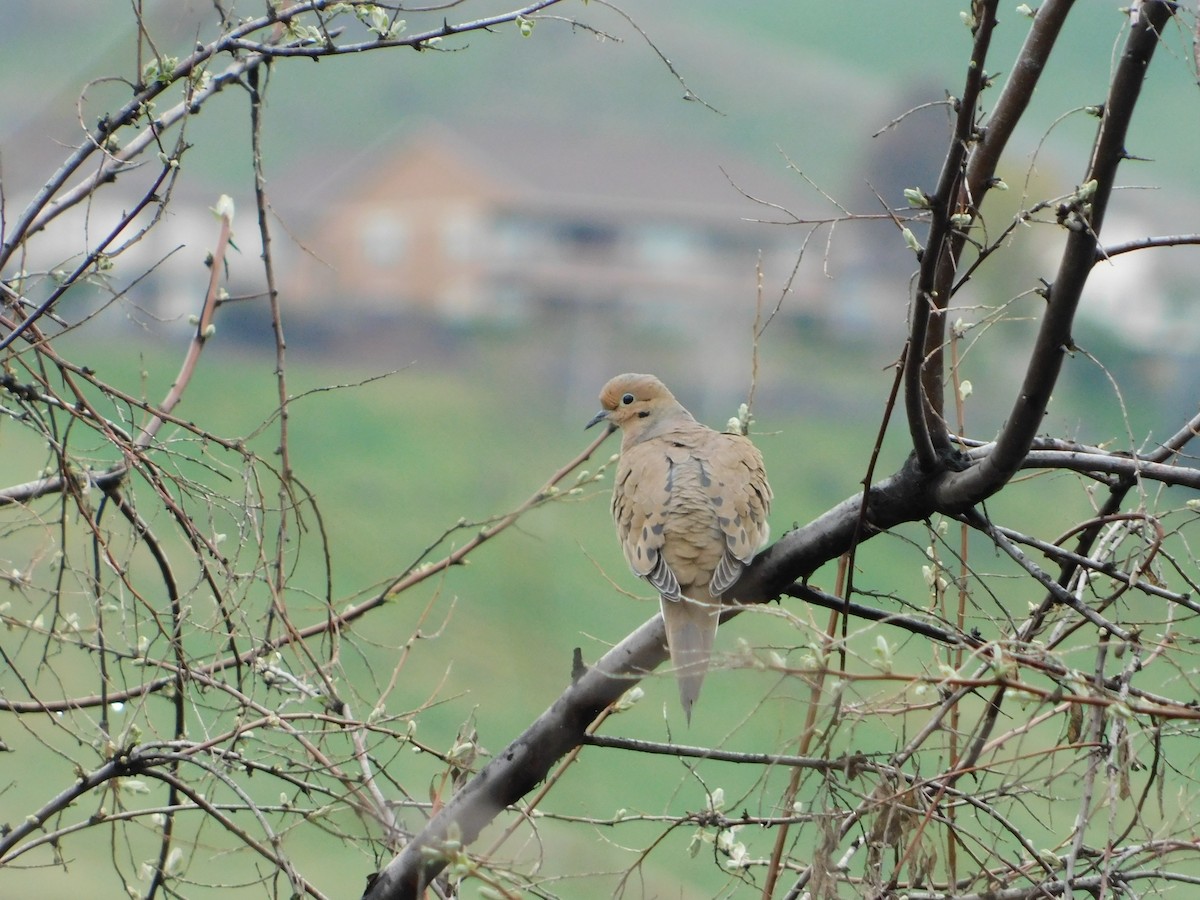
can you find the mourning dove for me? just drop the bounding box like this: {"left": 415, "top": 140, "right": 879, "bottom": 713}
{"left": 586, "top": 374, "right": 772, "bottom": 720}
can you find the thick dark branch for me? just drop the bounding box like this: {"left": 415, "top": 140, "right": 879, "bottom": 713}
{"left": 935, "top": 0, "right": 1176, "bottom": 508}
{"left": 1099, "top": 232, "right": 1200, "bottom": 259}
{"left": 1149, "top": 407, "right": 1200, "bottom": 462}
{"left": 366, "top": 406, "right": 1198, "bottom": 894}
{"left": 957, "top": 431, "right": 1200, "bottom": 485}
{"left": 1019, "top": 448, "right": 1200, "bottom": 489}
{"left": 964, "top": 0, "right": 1075, "bottom": 201}
{"left": 361, "top": 617, "right": 667, "bottom": 900}
{"left": 736, "top": 453, "right": 941, "bottom": 603}
{"left": 365, "top": 412, "right": 1199, "bottom": 895}
{"left": 905, "top": 0, "right": 1001, "bottom": 469}
{"left": 902, "top": 0, "right": 1076, "bottom": 474}
{"left": 363, "top": 455, "right": 949, "bottom": 897}
{"left": 0, "top": 756, "right": 125, "bottom": 861}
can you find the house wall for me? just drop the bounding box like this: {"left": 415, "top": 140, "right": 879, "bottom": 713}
{"left": 285, "top": 129, "right": 806, "bottom": 328}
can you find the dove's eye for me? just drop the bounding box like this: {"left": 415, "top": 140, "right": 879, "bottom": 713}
{"left": 621, "top": 393, "right": 635, "bottom": 405}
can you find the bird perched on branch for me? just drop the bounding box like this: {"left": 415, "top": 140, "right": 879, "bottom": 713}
{"left": 586, "top": 374, "right": 772, "bottom": 721}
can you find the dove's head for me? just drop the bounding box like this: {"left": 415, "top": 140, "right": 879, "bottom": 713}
{"left": 586, "top": 373, "right": 689, "bottom": 443}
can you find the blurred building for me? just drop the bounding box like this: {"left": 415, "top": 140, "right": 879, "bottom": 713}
{"left": 284, "top": 122, "right": 807, "bottom": 327}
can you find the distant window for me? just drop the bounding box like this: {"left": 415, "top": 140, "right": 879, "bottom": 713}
{"left": 493, "top": 214, "right": 542, "bottom": 259}
{"left": 704, "top": 228, "right": 759, "bottom": 256}
{"left": 558, "top": 220, "right": 618, "bottom": 254}
{"left": 361, "top": 211, "right": 408, "bottom": 268}
{"left": 636, "top": 224, "right": 699, "bottom": 267}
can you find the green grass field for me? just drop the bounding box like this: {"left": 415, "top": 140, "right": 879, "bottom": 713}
{"left": 2, "top": 318, "right": 1190, "bottom": 897}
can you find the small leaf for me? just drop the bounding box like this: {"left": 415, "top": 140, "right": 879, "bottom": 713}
{"left": 903, "top": 187, "right": 932, "bottom": 209}
{"left": 613, "top": 686, "right": 644, "bottom": 712}
{"left": 873, "top": 635, "right": 893, "bottom": 673}
{"left": 902, "top": 227, "right": 924, "bottom": 255}
{"left": 164, "top": 847, "right": 185, "bottom": 877}
{"left": 707, "top": 787, "right": 725, "bottom": 813}
{"left": 211, "top": 194, "right": 235, "bottom": 222}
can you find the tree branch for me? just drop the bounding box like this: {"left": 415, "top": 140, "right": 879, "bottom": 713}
{"left": 905, "top": 0, "right": 1002, "bottom": 470}
{"left": 934, "top": 0, "right": 1177, "bottom": 507}
{"left": 964, "top": 0, "right": 1076, "bottom": 203}
{"left": 366, "top": 398, "right": 1200, "bottom": 894}
{"left": 361, "top": 616, "right": 668, "bottom": 899}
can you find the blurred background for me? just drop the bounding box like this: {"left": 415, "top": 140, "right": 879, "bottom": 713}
{"left": 3, "top": 2, "right": 1200, "bottom": 896}
{"left": 6, "top": 2, "right": 1200, "bottom": 418}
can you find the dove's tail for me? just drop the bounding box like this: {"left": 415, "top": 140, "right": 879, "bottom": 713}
{"left": 660, "top": 594, "right": 721, "bottom": 723}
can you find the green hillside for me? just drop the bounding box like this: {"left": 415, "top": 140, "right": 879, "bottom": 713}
{"left": 4, "top": 3, "right": 1199, "bottom": 197}
{"left": 3, "top": 3, "right": 1199, "bottom": 896}
{"left": 1, "top": 318, "right": 1165, "bottom": 897}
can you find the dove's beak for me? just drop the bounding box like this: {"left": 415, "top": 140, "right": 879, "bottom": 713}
{"left": 585, "top": 409, "right": 612, "bottom": 431}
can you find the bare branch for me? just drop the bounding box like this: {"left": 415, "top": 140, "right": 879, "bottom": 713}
{"left": 905, "top": 0, "right": 1003, "bottom": 469}
{"left": 935, "top": 0, "right": 1178, "bottom": 507}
